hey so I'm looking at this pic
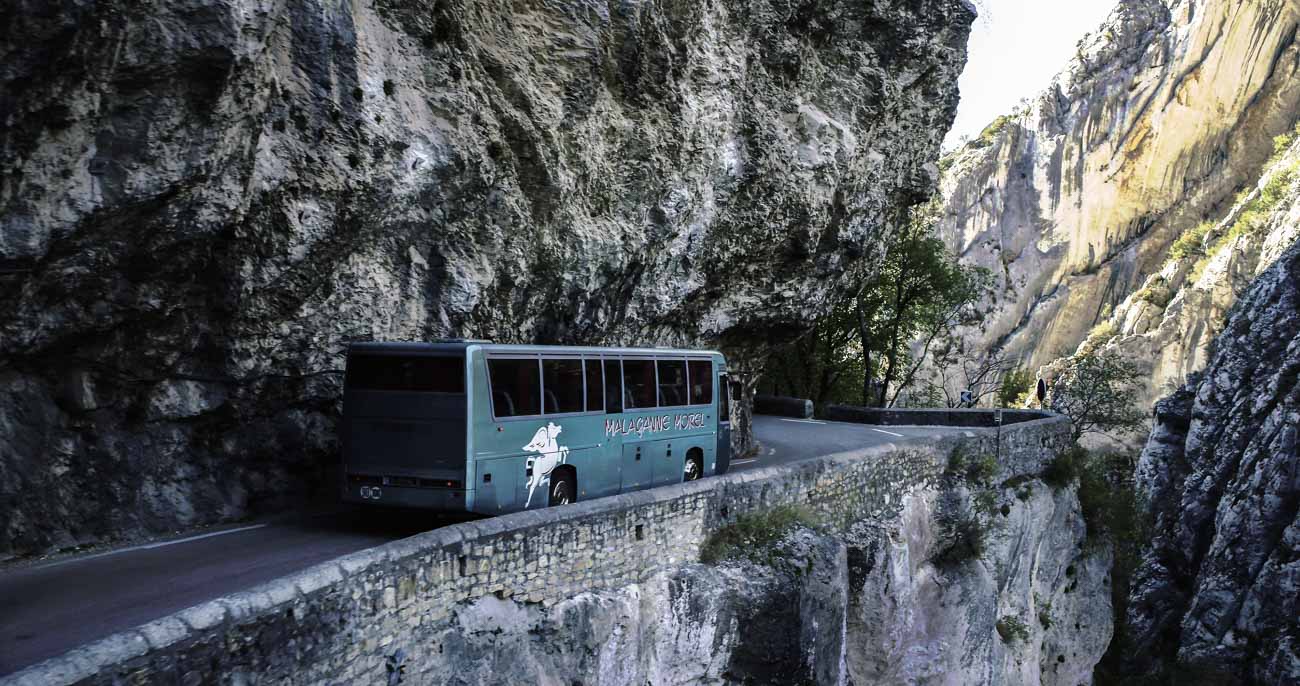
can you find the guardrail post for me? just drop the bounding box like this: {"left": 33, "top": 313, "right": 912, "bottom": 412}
{"left": 995, "top": 409, "right": 1003, "bottom": 463}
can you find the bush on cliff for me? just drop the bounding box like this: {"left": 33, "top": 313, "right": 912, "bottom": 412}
{"left": 930, "top": 489, "right": 987, "bottom": 568}
{"left": 996, "top": 615, "right": 1031, "bottom": 643}
{"left": 700, "top": 506, "right": 820, "bottom": 566}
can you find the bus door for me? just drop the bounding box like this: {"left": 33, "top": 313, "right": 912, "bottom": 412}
{"left": 715, "top": 373, "right": 732, "bottom": 474}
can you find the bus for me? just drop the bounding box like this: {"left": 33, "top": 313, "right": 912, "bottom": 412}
{"left": 340, "top": 341, "right": 734, "bottom": 514}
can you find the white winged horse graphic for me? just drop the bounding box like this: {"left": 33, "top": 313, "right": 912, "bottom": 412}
{"left": 522, "top": 422, "right": 569, "bottom": 507}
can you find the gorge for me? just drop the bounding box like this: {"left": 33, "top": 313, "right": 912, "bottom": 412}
{"left": 0, "top": 0, "right": 974, "bottom": 554}
{"left": 2, "top": 0, "right": 1299, "bottom": 683}
{"left": 936, "top": 0, "right": 1300, "bottom": 417}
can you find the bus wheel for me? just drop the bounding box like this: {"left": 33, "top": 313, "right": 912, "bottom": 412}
{"left": 549, "top": 470, "right": 575, "bottom": 506}
{"left": 684, "top": 451, "right": 703, "bottom": 481}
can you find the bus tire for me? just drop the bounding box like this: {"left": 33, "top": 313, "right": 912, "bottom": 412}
{"left": 684, "top": 450, "right": 704, "bottom": 482}
{"left": 549, "top": 468, "right": 576, "bottom": 507}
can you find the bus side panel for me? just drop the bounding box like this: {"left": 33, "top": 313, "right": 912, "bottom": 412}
{"left": 650, "top": 438, "right": 679, "bottom": 487}
{"left": 474, "top": 456, "right": 519, "bottom": 514}
{"left": 621, "top": 442, "right": 653, "bottom": 491}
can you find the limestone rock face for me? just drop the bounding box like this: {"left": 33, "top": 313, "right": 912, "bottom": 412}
{"left": 416, "top": 529, "right": 849, "bottom": 686}
{"left": 937, "top": 0, "right": 1300, "bottom": 372}
{"left": 1059, "top": 135, "right": 1300, "bottom": 450}
{"left": 0, "top": 0, "right": 975, "bottom": 553}
{"left": 844, "top": 486, "right": 1111, "bottom": 685}
{"left": 1126, "top": 238, "right": 1300, "bottom": 682}
{"left": 407, "top": 483, "right": 1108, "bottom": 685}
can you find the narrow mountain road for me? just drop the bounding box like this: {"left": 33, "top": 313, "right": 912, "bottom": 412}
{"left": 0, "top": 416, "right": 966, "bottom": 676}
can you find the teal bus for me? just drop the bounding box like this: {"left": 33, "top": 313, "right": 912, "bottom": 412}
{"left": 340, "top": 341, "right": 733, "bottom": 513}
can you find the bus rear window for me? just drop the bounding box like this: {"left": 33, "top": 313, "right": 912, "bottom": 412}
{"left": 346, "top": 355, "right": 464, "bottom": 393}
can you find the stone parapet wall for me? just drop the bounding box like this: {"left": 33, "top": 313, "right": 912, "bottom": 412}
{"left": 825, "top": 405, "right": 1053, "bottom": 427}
{"left": 3, "top": 414, "right": 1070, "bottom": 686}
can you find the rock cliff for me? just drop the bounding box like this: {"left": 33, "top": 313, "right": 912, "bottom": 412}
{"left": 936, "top": 0, "right": 1300, "bottom": 374}
{"left": 1124, "top": 237, "right": 1300, "bottom": 683}
{"left": 1045, "top": 125, "right": 1300, "bottom": 445}
{"left": 408, "top": 479, "right": 1109, "bottom": 685}
{"left": 0, "top": 0, "right": 975, "bottom": 554}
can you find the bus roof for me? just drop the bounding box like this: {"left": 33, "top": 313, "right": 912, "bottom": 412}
{"left": 347, "top": 341, "right": 725, "bottom": 359}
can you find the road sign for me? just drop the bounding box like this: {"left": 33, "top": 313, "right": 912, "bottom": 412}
{"left": 960, "top": 390, "right": 973, "bottom": 407}
{"left": 1036, "top": 378, "right": 1047, "bottom": 406}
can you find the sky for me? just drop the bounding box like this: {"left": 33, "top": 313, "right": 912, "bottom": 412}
{"left": 945, "top": 0, "right": 1119, "bottom": 150}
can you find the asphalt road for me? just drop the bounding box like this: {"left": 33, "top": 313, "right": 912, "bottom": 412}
{"left": 0, "top": 415, "right": 961, "bottom": 676}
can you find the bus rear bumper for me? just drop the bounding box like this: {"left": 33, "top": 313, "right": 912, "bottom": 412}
{"left": 342, "top": 484, "right": 472, "bottom": 511}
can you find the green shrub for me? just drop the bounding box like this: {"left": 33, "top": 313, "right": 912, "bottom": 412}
{"left": 1042, "top": 445, "right": 1087, "bottom": 490}
{"left": 930, "top": 491, "right": 987, "bottom": 568}
{"left": 1136, "top": 278, "right": 1173, "bottom": 308}
{"left": 1088, "top": 320, "right": 1116, "bottom": 341}
{"left": 931, "top": 511, "right": 985, "bottom": 567}
{"left": 1077, "top": 452, "right": 1146, "bottom": 546}
{"left": 998, "top": 368, "right": 1035, "bottom": 408}
{"left": 1038, "top": 606, "right": 1053, "bottom": 630}
{"left": 946, "top": 448, "right": 998, "bottom": 486}
{"left": 996, "top": 615, "right": 1031, "bottom": 643}
{"left": 700, "top": 506, "right": 819, "bottom": 565}
{"left": 1270, "top": 120, "right": 1300, "bottom": 162}
{"left": 1190, "top": 159, "right": 1300, "bottom": 285}
{"left": 1169, "top": 222, "right": 1211, "bottom": 259}
{"left": 979, "top": 115, "right": 1013, "bottom": 143}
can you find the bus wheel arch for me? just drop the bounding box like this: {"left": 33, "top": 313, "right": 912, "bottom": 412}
{"left": 684, "top": 448, "right": 704, "bottom": 481}
{"left": 549, "top": 465, "right": 577, "bottom": 506}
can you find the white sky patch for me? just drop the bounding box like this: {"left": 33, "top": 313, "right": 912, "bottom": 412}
{"left": 946, "top": 0, "right": 1118, "bottom": 150}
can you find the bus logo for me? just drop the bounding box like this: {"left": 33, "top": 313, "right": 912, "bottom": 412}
{"left": 522, "top": 422, "right": 569, "bottom": 507}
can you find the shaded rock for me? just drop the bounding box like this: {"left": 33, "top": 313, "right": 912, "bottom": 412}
{"left": 0, "top": 0, "right": 976, "bottom": 553}
{"left": 844, "top": 484, "right": 1110, "bottom": 685}
{"left": 1126, "top": 239, "right": 1300, "bottom": 683}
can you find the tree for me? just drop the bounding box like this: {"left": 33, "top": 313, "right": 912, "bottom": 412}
{"left": 760, "top": 295, "right": 864, "bottom": 412}
{"left": 918, "top": 342, "right": 1014, "bottom": 408}
{"left": 762, "top": 198, "right": 990, "bottom": 409}
{"left": 1049, "top": 349, "right": 1147, "bottom": 442}
{"left": 854, "top": 200, "right": 992, "bottom": 407}
{"left": 998, "top": 367, "right": 1036, "bottom": 408}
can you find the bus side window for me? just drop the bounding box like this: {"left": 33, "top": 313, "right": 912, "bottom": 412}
{"left": 656, "top": 359, "right": 687, "bottom": 407}
{"left": 603, "top": 359, "right": 623, "bottom": 414}
{"left": 687, "top": 360, "right": 712, "bottom": 405}
{"left": 622, "top": 359, "right": 657, "bottom": 409}
{"left": 488, "top": 358, "right": 542, "bottom": 417}
{"left": 585, "top": 359, "right": 603, "bottom": 412}
{"left": 541, "top": 358, "right": 583, "bottom": 414}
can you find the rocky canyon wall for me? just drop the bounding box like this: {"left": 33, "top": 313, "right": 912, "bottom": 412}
{"left": 6, "top": 416, "right": 1112, "bottom": 686}
{"left": 0, "top": 0, "right": 975, "bottom": 554}
{"left": 936, "top": 0, "right": 1300, "bottom": 376}
{"left": 1123, "top": 237, "right": 1300, "bottom": 684}
{"left": 1043, "top": 127, "right": 1300, "bottom": 441}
